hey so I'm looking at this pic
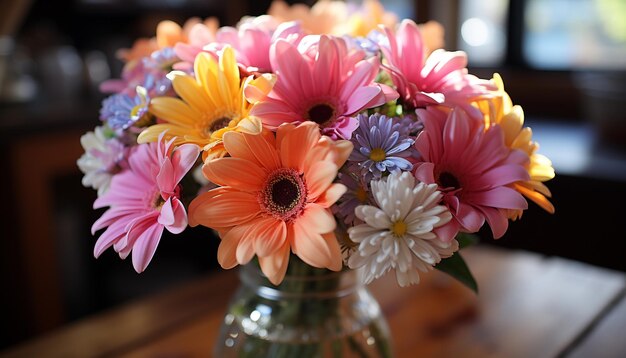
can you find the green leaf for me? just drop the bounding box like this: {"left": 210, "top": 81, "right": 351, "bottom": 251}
{"left": 435, "top": 252, "right": 478, "bottom": 293}
{"left": 456, "top": 233, "right": 480, "bottom": 249}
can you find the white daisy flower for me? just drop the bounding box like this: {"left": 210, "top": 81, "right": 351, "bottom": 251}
{"left": 77, "top": 126, "right": 126, "bottom": 197}
{"left": 347, "top": 171, "right": 457, "bottom": 286}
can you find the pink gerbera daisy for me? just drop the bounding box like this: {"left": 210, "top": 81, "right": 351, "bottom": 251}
{"left": 91, "top": 134, "right": 200, "bottom": 272}
{"left": 250, "top": 35, "right": 398, "bottom": 140}
{"left": 175, "top": 17, "right": 303, "bottom": 73}
{"left": 413, "top": 107, "right": 530, "bottom": 241}
{"left": 379, "top": 19, "right": 494, "bottom": 118}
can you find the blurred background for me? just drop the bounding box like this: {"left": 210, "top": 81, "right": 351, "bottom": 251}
{"left": 0, "top": 0, "right": 625, "bottom": 350}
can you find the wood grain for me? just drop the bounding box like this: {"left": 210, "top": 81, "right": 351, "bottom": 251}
{"left": 567, "top": 293, "right": 626, "bottom": 358}
{"left": 2, "top": 246, "right": 624, "bottom": 358}
{"left": 1, "top": 271, "right": 238, "bottom": 358}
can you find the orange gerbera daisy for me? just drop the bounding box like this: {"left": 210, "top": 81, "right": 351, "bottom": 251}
{"left": 188, "top": 122, "right": 352, "bottom": 284}
{"left": 477, "top": 73, "right": 555, "bottom": 218}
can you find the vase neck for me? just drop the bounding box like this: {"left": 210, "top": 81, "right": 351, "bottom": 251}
{"left": 239, "top": 256, "right": 362, "bottom": 300}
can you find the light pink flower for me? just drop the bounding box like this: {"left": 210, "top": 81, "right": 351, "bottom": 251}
{"left": 379, "top": 19, "right": 494, "bottom": 118}
{"left": 175, "top": 17, "right": 303, "bottom": 73}
{"left": 413, "top": 107, "right": 530, "bottom": 240}
{"left": 91, "top": 134, "right": 200, "bottom": 272}
{"left": 251, "top": 35, "right": 398, "bottom": 140}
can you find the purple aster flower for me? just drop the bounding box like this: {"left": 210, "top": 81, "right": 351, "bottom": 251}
{"left": 100, "top": 86, "right": 150, "bottom": 130}
{"left": 348, "top": 29, "right": 387, "bottom": 56}
{"left": 333, "top": 167, "right": 372, "bottom": 226}
{"left": 100, "top": 48, "right": 177, "bottom": 97}
{"left": 396, "top": 112, "right": 424, "bottom": 137}
{"left": 145, "top": 47, "right": 178, "bottom": 71}
{"left": 349, "top": 113, "right": 414, "bottom": 180}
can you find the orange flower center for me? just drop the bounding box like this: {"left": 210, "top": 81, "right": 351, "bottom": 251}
{"left": 259, "top": 168, "right": 307, "bottom": 222}
{"left": 306, "top": 103, "right": 335, "bottom": 125}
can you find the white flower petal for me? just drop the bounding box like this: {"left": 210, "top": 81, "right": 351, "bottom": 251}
{"left": 348, "top": 171, "right": 459, "bottom": 287}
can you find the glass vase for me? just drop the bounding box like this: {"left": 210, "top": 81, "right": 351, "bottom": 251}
{"left": 214, "top": 255, "right": 393, "bottom": 357}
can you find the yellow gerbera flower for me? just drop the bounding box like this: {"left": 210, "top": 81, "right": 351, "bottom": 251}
{"left": 477, "top": 73, "right": 555, "bottom": 218}
{"left": 344, "top": 0, "right": 397, "bottom": 37}
{"left": 138, "top": 46, "right": 274, "bottom": 159}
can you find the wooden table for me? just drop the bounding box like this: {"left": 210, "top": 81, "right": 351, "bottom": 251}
{"left": 2, "top": 246, "right": 625, "bottom": 358}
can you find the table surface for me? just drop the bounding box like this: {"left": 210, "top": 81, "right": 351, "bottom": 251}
{"left": 3, "top": 246, "right": 625, "bottom": 358}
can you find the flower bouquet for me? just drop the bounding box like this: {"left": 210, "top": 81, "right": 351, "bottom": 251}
{"left": 78, "top": 0, "right": 555, "bottom": 356}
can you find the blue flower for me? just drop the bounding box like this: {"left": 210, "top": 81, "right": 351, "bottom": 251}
{"left": 348, "top": 30, "right": 387, "bottom": 56}
{"left": 144, "top": 47, "right": 178, "bottom": 72}
{"left": 349, "top": 113, "right": 414, "bottom": 180}
{"left": 100, "top": 86, "right": 150, "bottom": 130}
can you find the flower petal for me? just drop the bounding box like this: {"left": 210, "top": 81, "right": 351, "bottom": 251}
{"left": 291, "top": 220, "right": 332, "bottom": 269}
{"left": 188, "top": 188, "right": 260, "bottom": 228}
{"left": 278, "top": 122, "right": 320, "bottom": 172}
{"left": 254, "top": 217, "right": 287, "bottom": 257}
{"left": 258, "top": 241, "right": 290, "bottom": 285}
{"left": 202, "top": 157, "right": 265, "bottom": 192}
{"left": 315, "top": 183, "right": 347, "bottom": 208}
{"left": 305, "top": 161, "right": 339, "bottom": 202}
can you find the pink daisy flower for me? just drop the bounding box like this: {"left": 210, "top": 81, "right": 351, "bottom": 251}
{"left": 175, "top": 18, "right": 303, "bottom": 73}
{"left": 413, "top": 107, "right": 530, "bottom": 241}
{"left": 379, "top": 19, "right": 494, "bottom": 118}
{"left": 91, "top": 134, "right": 200, "bottom": 272}
{"left": 250, "top": 35, "right": 398, "bottom": 140}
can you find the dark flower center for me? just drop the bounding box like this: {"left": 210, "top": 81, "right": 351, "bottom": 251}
{"left": 260, "top": 168, "right": 307, "bottom": 221}
{"left": 270, "top": 177, "right": 300, "bottom": 212}
{"left": 209, "top": 117, "right": 231, "bottom": 132}
{"left": 307, "top": 103, "right": 335, "bottom": 124}
{"left": 438, "top": 171, "right": 460, "bottom": 190}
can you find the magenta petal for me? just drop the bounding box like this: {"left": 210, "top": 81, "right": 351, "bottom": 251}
{"left": 473, "top": 164, "right": 530, "bottom": 189}
{"left": 158, "top": 198, "right": 175, "bottom": 227}
{"left": 469, "top": 186, "right": 529, "bottom": 210}
{"left": 455, "top": 202, "right": 484, "bottom": 232}
{"left": 131, "top": 223, "right": 165, "bottom": 273}
{"left": 174, "top": 43, "right": 203, "bottom": 64}
{"left": 397, "top": 20, "right": 424, "bottom": 81}
{"left": 161, "top": 198, "right": 188, "bottom": 234}
{"left": 270, "top": 39, "right": 306, "bottom": 99}
{"left": 171, "top": 143, "right": 200, "bottom": 185}
{"left": 345, "top": 86, "right": 382, "bottom": 115}
{"left": 92, "top": 207, "right": 133, "bottom": 234}
{"left": 93, "top": 221, "right": 126, "bottom": 258}
{"left": 340, "top": 59, "right": 376, "bottom": 101}
{"left": 414, "top": 162, "right": 436, "bottom": 184}
{"left": 434, "top": 220, "right": 460, "bottom": 242}
{"left": 156, "top": 162, "right": 175, "bottom": 196}
{"left": 479, "top": 206, "right": 509, "bottom": 239}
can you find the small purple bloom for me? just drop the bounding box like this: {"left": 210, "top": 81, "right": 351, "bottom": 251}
{"left": 333, "top": 167, "right": 371, "bottom": 226}
{"left": 100, "top": 86, "right": 150, "bottom": 130}
{"left": 145, "top": 47, "right": 178, "bottom": 71}
{"left": 349, "top": 113, "right": 414, "bottom": 180}
{"left": 350, "top": 29, "right": 387, "bottom": 56}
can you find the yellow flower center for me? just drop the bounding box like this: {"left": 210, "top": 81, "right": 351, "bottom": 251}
{"left": 369, "top": 148, "right": 386, "bottom": 162}
{"left": 391, "top": 220, "right": 408, "bottom": 237}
